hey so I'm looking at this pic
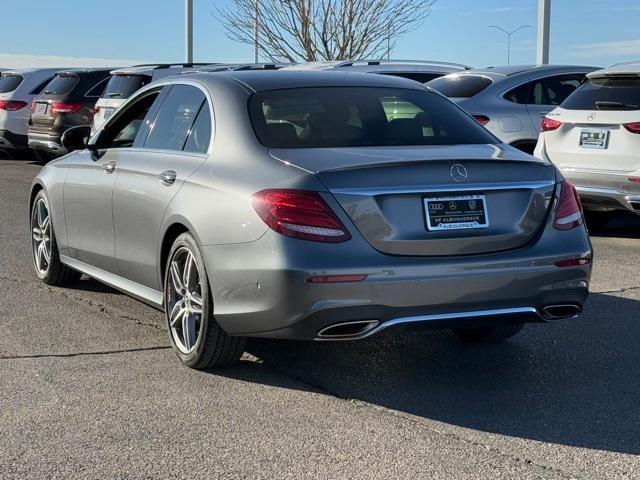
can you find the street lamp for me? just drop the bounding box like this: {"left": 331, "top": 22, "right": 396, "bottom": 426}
{"left": 489, "top": 25, "right": 531, "bottom": 65}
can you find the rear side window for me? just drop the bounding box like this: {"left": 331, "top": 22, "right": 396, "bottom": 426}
{"left": 561, "top": 77, "right": 640, "bottom": 110}
{"left": 42, "top": 74, "right": 78, "bottom": 95}
{"left": 144, "top": 85, "right": 206, "bottom": 151}
{"left": 0, "top": 74, "right": 23, "bottom": 93}
{"left": 249, "top": 87, "right": 496, "bottom": 148}
{"left": 427, "top": 75, "right": 493, "bottom": 98}
{"left": 30, "top": 76, "right": 55, "bottom": 95}
{"left": 183, "top": 102, "right": 211, "bottom": 153}
{"left": 102, "top": 74, "right": 150, "bottom": 99}
{"left": 85, "top": 78, "right": 109, "bottom": 97}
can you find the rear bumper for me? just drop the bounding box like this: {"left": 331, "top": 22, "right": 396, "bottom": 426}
{"left": 27, "top": 132, "right": 65, "bottom": 154}
{"left": 560, "top": 168, "right": 640, "bottom": 214}
{"left": 0, "top": 130, "right": 28, "bottom": 150}
{"left": 203, "top": 222, "right": 592, "bottom": 341}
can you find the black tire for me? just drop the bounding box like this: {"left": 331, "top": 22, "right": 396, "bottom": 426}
{"left": 31, "top": 190, "right": 81, "bottom": 285}
{"left": 453, "top": 322, "right": 524, "bottom": 343}
{"left": 164, "top": 232, "right": 245, "bottom": 369}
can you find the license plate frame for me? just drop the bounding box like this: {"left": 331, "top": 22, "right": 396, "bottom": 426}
{"left": 34, "top": 103, "right": 48, "bottom": 115}
{"left": 424, "top": 193, "right": 489, "bottom": 231}
{"left": 579, "top": 128, "right": 609, "bottom": 149}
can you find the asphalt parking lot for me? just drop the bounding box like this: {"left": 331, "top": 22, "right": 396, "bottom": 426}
{"left": 1, "top": 156, "right": 639, "bottom": 479}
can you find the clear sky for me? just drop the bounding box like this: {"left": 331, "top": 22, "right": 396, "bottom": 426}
{"left": 0, "top": 0, "right": 638, "bottom": 69}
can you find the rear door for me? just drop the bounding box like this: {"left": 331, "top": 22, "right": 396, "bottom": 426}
{"left": 543, "top": 76, "right": 640, "bottom": 173}
{"left": 112, "top": 84, "right": 212, "bottom": 290}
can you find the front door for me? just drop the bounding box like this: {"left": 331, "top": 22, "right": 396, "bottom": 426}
{"left": 62, "top": 149, "right": 122, "bottom": 272}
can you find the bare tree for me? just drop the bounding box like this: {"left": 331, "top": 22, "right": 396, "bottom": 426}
{"left": 214, "top": 0, "right": 437, "bottom": 62}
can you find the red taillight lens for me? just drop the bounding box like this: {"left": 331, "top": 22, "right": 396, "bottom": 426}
{"left": 553, "top": 181, "right": 584, "bottom": 231}
{"left": 554, "top": 258, "right": 590, "bottom": 267}
{"left": 51, "top": 102, "right": 82, "bottom": 114}
{"left": 0, "top": 100, "right": 28, "bottom": 111}
{"left": 541, "top": 116, "right": 562, "bottom": 132}
{"left": 623, "top": 122, "right": 640, "bottom": 134}
{"left": 472, "top": 114, "right": 490, "bottom": 126}
{"left": 251, "top": 189, "right": 351, "bottom": 243}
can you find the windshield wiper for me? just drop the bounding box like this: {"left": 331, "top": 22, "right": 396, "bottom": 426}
{"left": 595, "top": 100, "right": 639, "bottom": 110}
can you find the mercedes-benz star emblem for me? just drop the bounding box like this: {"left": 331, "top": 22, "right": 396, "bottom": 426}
{"left": 450, "top": 164, "right": 468, "bottom": 182}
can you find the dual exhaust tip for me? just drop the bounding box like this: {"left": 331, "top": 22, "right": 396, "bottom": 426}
{"left": 316, "top": 304, "right": 583, "bottom": 340}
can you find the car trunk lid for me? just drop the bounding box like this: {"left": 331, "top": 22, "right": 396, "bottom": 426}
{"left": 269, "top": 145, "right": 557, "bottom": 256}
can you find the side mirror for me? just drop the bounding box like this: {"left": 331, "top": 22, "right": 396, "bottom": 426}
{"left": 61, "top": 125, "right": 93, "bottom": 152}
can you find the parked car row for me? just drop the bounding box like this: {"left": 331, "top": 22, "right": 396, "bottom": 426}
{"left": 5, "top": 57, "right": 639, "bottom": 226}
{"left": 0, "top": 59, "right": 469, "bottom": 160}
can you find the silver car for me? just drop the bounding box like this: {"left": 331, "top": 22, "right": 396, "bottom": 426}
{"left": 30, "top": 71, "right": 591, "bottom": 369}
{"left": 427, "top": 65, "right": 599, "bottom": 153}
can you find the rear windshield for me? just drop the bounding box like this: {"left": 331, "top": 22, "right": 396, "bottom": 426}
{"left": 102, "top": 74, "right": 150, "bottom": 99}
{"left": 427, "top": 75, "right": 493, "bottom": 98}
{"left": 561, "top": 76, "right": 640, "bottom": 110}
{"left": 41, "top": 74, "right": 78, "bottom": 95}
{"left": 249, "top": 87, "right": 496, "bottom": 148}
{"left": 0, "top": 74, "right": 23, "bottom": 93}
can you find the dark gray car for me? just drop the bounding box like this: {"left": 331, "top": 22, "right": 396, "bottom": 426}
{"left": 428, "top": 65, "right": 599, "bottom": 153}
{"left": 30, "top": 71, "right": 591, "bottom": 369}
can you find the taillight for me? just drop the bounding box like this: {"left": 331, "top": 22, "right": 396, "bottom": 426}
{"left": 554, "top": 258, "right": 590, "bottom": 267}
{"left": 51, "top": 102, "right": 83, "bottom": 114}
{"left": 553, "top": 181, "right": 584, "bottom": 231}
{"left": 0, "top": 100, "right": 28, "bottom": 111}
{"left": 251, "top": 189, "right": 351, "bottom": 243}
{"left": 472, "top": 114, "right": 490, "bottom": 126}
{"left": 623, "top": 122, "right": 640, "bottom": 134}
{"left": 541, "top": 116, "right": 562, "bottom": 131}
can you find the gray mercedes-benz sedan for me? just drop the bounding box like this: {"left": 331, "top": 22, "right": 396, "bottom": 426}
{"left": 29, "top": 71, "right": 592, "bottom": 369}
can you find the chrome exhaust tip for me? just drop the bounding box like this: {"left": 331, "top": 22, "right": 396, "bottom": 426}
{"left": 316, "top": 320, "right": 379, "bottom": 340}
{"left": 541, "top": 304, "right": 582, "bottom": 320}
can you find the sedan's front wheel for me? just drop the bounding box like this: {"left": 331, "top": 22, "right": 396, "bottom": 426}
{"left": 164, "top": 233, "right": 245, "bottom": 369}
{"left": 31, "top": 190, "right": 81, "bottom": 285}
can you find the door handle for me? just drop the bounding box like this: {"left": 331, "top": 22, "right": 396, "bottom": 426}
{"left": 102, "top": 161, "right": 116, "bottom": 173}
{"left": 158, "top": 170, "right": 177, "bottom": 185}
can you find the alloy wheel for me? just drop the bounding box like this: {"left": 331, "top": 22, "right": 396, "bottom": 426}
{"left": 32, "top": 198, "right": 52, "bottom": 275}
{"left": 166, "top": 247, "right": 204, "bottom": 354}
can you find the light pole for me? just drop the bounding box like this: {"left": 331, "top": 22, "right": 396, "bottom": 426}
{"left": 489, "top": 25, "right": 531, "bottom": 65}
{"left": 185, "top": 0, "right": 193, "bottom": 63}
{"left": 536, "top": 0, "right": 551, "bottom": 64}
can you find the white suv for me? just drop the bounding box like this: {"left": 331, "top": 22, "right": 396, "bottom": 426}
{"left": 535, "top": 62, "right": 640, "bottom": 219}
{"left": 0, "top": 68, "right": 61, "bottom": 156}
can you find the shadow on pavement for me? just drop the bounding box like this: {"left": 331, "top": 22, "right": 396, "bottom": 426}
{"left": 217, "top": 291, "right": 639, "bottom": 455}
{"left": 586, "top": 211, "right": 640, "bottom": 239}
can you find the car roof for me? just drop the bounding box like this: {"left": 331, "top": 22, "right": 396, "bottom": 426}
{"left": 110, "top": 63, "right": 223, "bottom": 77}
{"left": 588, "top": 61, "right": 640, "bottom": 78}
{"left": 193, "top": 70, "right": 428, "bottom": 92}
{"left": 1, "top": 67, "right": 64, "bottom": 76}
{"left": 282, "top": 59, "right": 471, "bottom": 73}
{"left": 54, "top": 68, "right": 115, "bottom": 76}
{"left": 461, "top": 64, "right": 598, "bottom": 79}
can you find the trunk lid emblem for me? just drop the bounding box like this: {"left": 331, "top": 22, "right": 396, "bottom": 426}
{"left": 450, "top": 164, "right": 468, "bottom": 182}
